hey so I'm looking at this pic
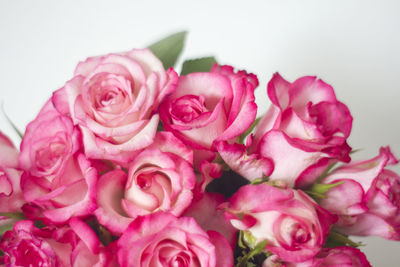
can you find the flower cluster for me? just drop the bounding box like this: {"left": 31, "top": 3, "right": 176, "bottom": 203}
{"left": 0, "top": 32, "right": 398, "bottom": 266}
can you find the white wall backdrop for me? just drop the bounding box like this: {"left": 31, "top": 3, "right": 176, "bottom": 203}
{"left": 0, "top": 0, "right": 399, "bottom": 265}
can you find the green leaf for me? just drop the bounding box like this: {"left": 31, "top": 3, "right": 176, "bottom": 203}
{"left": 314, "top": 162, "right": 339, "bottom": 184}
{"left": 325, "top": 230, "right": 363, "bottom": 248}
{"left": 180, "top": 56, "right": 217, "bottom": 75}
{"left": 0, "top": 222, "right": 13, "bottom": 236}
{"left": 239, "top": 117, "right": 261, "bottom": 144}
{"left": 250, "top": 175, "right": 269, "bottom": 185}
{"left": 148, "top": 31, "right": 187, "bottom": 69}
{"left": 235, "top": 240, "right": 267, "bottom": 267}
{"left": 0, "top": 212, "right": 25, "bottom": 220}
{"left": 311, "top": 181, "right": 344, "bottom": 195}
{"left": 1, "top": 103, "right": 23, "bottom": 139}
{"left": 350, "top": 148, "right": 363, "bottom": 154}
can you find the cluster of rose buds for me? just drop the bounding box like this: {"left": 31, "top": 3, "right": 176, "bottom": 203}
{"left": 0, "top": 34, "right": 398, "bottom": 266}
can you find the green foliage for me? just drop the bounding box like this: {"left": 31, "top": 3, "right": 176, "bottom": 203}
{"left": 325, "top": 230, "right": 363, "bottom": 248}
{"left": 236, "top": 239, "right": 268, "bottom": 267}
{"left": 180, "top": 56, "right": 217, "bottom": 75}
{"left": 148, "top": 31, "right": 187, "bottom": 69}
{"left": 239, "top": 117, "right": 261, "bottom": 144}
{"left": 1, "top": 104, "right": 23, "bottom": 139}
{"left": 250, "top": 175, "right": 269, "bottom": 185}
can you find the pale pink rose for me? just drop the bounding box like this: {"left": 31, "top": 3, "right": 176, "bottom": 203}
{"left": 319, "top": 147, "right": 400, "bottom": 240}
{"left": 251, "top": 73, "right": 353, "bottom": 188}
{"left": 223, "top": 184, "right": 336, "bottom": 263}
{"left": 263, "top": 246, "right": 371, "bottom": 267}
{"left": 0, "top": 132, "right": 24, "bottom": 212}
{"left": 117, "top": 212, "right": 233, "bottom": 267}
{"left": 95, "top": 132, "right": 196, "bottom": 234}
{"left": 52, "top": 48, "right": 178, "bottom": 163}
{"left": 19, "top": 102, "right": 97, "bottom": 223}
{"left": 159, "top": 65, "right": 258, "bottom": 164}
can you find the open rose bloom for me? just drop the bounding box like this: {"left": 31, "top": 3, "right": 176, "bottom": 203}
{"left": 1, "top": 32, "right": 397, "bottom": 266}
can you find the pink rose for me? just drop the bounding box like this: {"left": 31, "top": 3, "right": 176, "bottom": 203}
{"left": 0, "top": 132, "right": 24, "bottom": 212}
{"left": 69, "top": 217, "right": 114, "bottom": 267}
{"left": 159, "top": 65, "right": 258, "bottom": 164}
{"left": 117, "top": 212, "right": 233, "bottom": 267}
{"left": 53, "top": 48, "right": 178, "bottom": 163}
{"left": 183, "top": 192, "right": 237, "bottom": 246}
{"left": 0, "top": 220, "right": 72, "bottom": 266}
{"left": 251, "top": 73, "right": 353, "bottom": 188}
{"left": 215, "top": 140, "right": 274, "bottom": 182}
{"left": 0, "top": 219, "right": 111, "bottom": 267}
{"left": 19, "top": 102, "right": 97, "bottom": 223}
{"left": 264, "top": 246, "right": 371, "bottom": 267}
{"left": 95, "top": 132, "right": 196, "bottom": 234}
{"left": 319, "top": 147, "right": 400, "bottom": 240}
{"left": 223, "top": 184, "right": 336, "bottom": 263}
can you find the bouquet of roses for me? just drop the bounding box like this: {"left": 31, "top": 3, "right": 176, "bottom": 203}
{"left": 0, "top": 31, "right": 398, "bottom": 266}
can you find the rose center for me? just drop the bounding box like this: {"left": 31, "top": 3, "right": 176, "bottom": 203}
{"left": 293, "top": 227, "right": 310, "bottom": 244}
{"left": 36, "top": 141, "right": 67, "bottom": 171}
{"left": 170, "top": 252, "right": 191, "bottom": 267}
{"left": 170, "top": 95, "right": 208, "bottom": 123}
{"left": 12, "top": 239, "right": 56, "bottom": 267}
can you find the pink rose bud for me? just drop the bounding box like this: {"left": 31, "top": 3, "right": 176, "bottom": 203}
{"left": 19, "top": 101, "right": 97, "bottom": 223}
{"left": 117, "top": 212, "right": 233, "bottom": 267}
{"left": 0, "top": 132, "right": 24, "bottom": 212}
{"left": 264, "top": 246, "right": 371, "bottom": 267}
{"left": 95, "top": 132, "right": 196, "bottom": 235}
{"left": 251, "top": 73, "right": 353, "bottom": 188}
{"left": 224, "top": 184, "right": 336, "bottom": 263}
{"left": 320, "top": 147, "right": 400, "bottom": 240}
{"left": 52, "top": 48, "right": 178, "bottom": 163}
{"left": 159, "top": 65, "right": 258, "bottom": 166}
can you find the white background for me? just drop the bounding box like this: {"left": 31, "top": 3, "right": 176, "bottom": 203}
{"left": 0, "top": 0, "right": 399, "bottom": 265}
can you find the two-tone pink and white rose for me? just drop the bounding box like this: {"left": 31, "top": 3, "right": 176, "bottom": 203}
{"left": 263, "top": 246, "right": 372, "bottom": 267}
{"left": 0, "top": 219, "right": 112, "bottom": 267}
{"left": 117, "top": 212, "right": 233, "bottom": 267}
{"left": 319, "top": 146, "right": 400, "bottom": 240}
{"left": 159, "top": 65, "right": 258, "bottom": 165}
{"left": 19, "top": 102, "right": 97, "bottom": 223}
{"left": 250, "top": 73, "right": 353, "bottom": 188}
{"left": 95, "top": 132, "right": 196, "bottom": 234}
{"left": 53, "top": 48, "right": 178, "bottom": 163}
{"left": 223, "top": 184, "right": 336, "bottom": 263}
{"left": 0, "top": 132, "right": 24, "bottom": 213}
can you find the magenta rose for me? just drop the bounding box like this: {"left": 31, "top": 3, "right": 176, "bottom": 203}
{"left": 0, "top": 131, "right": 24, "bottom": 213}
{"left": 53, "top": 48, "right": 178, "bottom": 163}
{"left": 223, "top": 184, "right": 336, "bottom": 263}
{"left": 19, "top": 102, "right": 97, "bottom": 223}
{"left": 319, "top": 146, "right": 400, "bottom": 240}
{"left": 251, "top": 73, "right": 353, "bottom": 188}
{"left": 117, "top": 212, "right": 233, "bottom": 267}
{"left": 263, "top": 246, "right": 371, "bottom": 267}
{"left": 0, "top": 220, "right": 72, "bottom": 266}
{"left": 0, "top": 219, "right": 111, "bottom": 267}
{"left": 95, "top": 132, "right": 196, "bottom": 234}
{"left": 159, "top": 65, "right": 258, "bottom": 164}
